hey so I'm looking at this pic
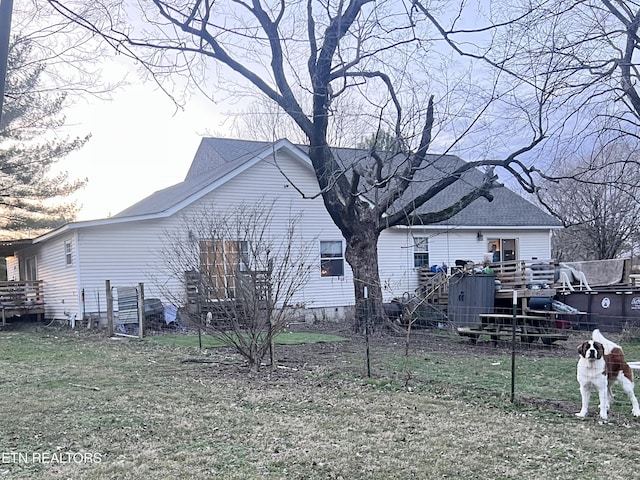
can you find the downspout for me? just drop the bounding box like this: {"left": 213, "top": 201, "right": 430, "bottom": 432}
{"left": 74, "top": 230, "right": 83, "bottom": 323}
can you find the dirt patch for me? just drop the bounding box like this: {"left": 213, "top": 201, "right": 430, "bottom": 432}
{"left": 276, "top": 320, "right": 578, "bottom": 368}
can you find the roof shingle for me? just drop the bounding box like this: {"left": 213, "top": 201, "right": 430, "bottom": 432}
{"left": 114, "top": 137, "right": 561, "bottom": 228}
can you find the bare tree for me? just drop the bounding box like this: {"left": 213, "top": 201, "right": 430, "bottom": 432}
{"left": 228, "top": 97, "right": 308, "bottom": 145}
{"left": 413, "top": 1, "right": 640, "bottom": 262}
{"left": 451, "top": 1, "right": 640, "bottom": 158}
{"left": 0, "top": 1, "right": 120, "bottom": 234}
{"left": 49, "top": 1, "right": 557, "bottom": 325}
{"left": 539, "top": 140, "right": 640, "bottom": 261}
{"left": 157, "top": 203, "right": 315, "bottom": 372}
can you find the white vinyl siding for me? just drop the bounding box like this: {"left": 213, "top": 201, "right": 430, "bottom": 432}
{"left": 177, "top": 151, "right": 354, "bottom": 309}
{"left": 36, "top": 233, "right": 80, "bottom": 320}
{"left": 74, "top": 219, "right": 180, "bottom": 317}
{"left": 34, "top": 150, "right": 354, "bottom": 320}
{"left": 24, "top": 145, "right": 555, "bottom": 320}
{"left": 378, "top": 228, "right": 554, "bottom": 300}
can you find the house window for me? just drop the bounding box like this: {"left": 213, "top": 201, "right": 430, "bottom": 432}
{"left": 320, "top": 241, "right": 344, "bottom": 277}
{"left": 19, "top": 256, "right": 37, "bottom": 281}
{"left": 413, "top": 237, "right": 429, "bottom": 268}
{"left": 64, "top": 241, "right": 73, "bottom": 266}
{"left": 238, "top": 241, "right": 250, "bottom": 272}
{"left": 488, "top": 238, "right": 518, "bottom": 262}
{"left": 199, "top": 240, "right": 249, "bottom": 298}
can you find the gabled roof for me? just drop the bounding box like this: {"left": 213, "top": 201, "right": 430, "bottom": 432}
{"left": 113, "top": 137, "right": 310, "bottom": 219}
{"left": 35, "top": 137, "right": 560, "bottom": 244}
{"left": 117, "top": 137, "right": 560, "bottom": 227}
{"left": 383, "top": 154, "right": 560, "bottom": 227}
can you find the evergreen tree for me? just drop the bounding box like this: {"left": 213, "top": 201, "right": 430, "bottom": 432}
{"left": 0, "top": 36, "right": 87, "bottom": 235}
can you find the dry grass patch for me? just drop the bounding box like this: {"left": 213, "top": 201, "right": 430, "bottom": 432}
{"left": 1, "top": 326, "right": 639, "bottom": 479}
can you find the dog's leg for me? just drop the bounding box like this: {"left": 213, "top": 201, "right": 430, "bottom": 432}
{"left": 618, "top": 374, "right": 640, "bottom": 417}
{"left": 597, "top": 385, "right": 609, "bottom": 420}
{"left": 576, "top": 385, "right": 591, "bottom": 418}
{"left": 606, "top": 384, "right": 614, "bottom": 413}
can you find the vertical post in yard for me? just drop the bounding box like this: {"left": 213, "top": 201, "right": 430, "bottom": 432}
{"left": 106, "top": 280, "right": 113, "bottom": 337}
{"left": 137, "top": 283, "right": 145, "bottom": 339}
{"left": 511, "top": 289, "right": 518, "bottom": 403}
{"left": 364, "top": 286, "right": 371, "bottom": 378}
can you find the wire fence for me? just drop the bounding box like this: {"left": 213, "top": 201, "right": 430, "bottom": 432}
{"left": 140, "top": 295, "right": 640, "bottom": 343}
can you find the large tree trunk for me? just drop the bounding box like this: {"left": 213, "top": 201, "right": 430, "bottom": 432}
{"left": 344, "top": 229, "right": 385, "bottom": 332}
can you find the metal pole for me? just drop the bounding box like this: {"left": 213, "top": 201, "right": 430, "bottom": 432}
{"left": 0, "top": 0, "right": 14, "bottom": 124}
{"left": 364, "top": 286, "right": 371, "bottom": 378}
{"left": 511, "top": 289, "right": 518, "bottom": 403}
{"left": 106, "top": 280, "right": 113, "bottom": 337}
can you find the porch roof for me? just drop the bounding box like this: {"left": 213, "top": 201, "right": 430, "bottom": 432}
{"left": 0, "top": 238, "right": 34, "bottom": 257}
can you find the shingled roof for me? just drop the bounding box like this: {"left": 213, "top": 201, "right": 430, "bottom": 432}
{"left": 114, "top": 138, "right": 293, "bottom": 219}
{"left": 113, "top": 137, "right": 560, "bottom": 228}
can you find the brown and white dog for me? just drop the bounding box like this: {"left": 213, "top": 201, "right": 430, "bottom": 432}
{"left": 576, "top": 329, "right": 640, "bottom": 420}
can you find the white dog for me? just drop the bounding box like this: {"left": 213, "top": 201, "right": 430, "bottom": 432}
{"left": 576, "top": 329, "right": 640, "bottom": 420}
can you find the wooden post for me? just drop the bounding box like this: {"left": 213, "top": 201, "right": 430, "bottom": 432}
{"left": 106, "top": 280, "right": 113, "bottom": 337}
{"left": 137, "top": 282, "right": 145, "bottom": 339}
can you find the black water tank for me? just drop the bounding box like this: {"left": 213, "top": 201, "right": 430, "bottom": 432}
{"left": 448, "top": 273, "right": 495, "bottom": 326}
{"left": 528, "top": 296, "right": 553, "bottom": 311}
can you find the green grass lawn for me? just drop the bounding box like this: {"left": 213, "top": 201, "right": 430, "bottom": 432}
{"left": 2, "top": 326, "right": 640, "bottom": 479}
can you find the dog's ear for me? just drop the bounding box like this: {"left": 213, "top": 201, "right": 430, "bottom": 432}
{"left": 578, "top": 342, "right": 587, "bottom": 357}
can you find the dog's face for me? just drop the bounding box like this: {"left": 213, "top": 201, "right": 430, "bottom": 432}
{"left": 578, "top": 340, "right": 604, "bottom": 360}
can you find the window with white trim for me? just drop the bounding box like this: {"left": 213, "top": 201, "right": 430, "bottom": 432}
{"left": 320, "top": 240, "right": 344, "bottom": 277}
{"left": 413, "top": 237, "right": 429, "bottom": 268}
{"left": 488, "top": 238, "right": 518, "bottom": 262}
{"left": 64, "top": 240, "right": 73, "bottom": 266}
{"left": 20, "top": 256, "right": 37, "bottom": 280}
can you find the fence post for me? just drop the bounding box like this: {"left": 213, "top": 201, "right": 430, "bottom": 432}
{"left": 106, "top": 280, "right": 113, "bottom": 337}
{"left": 364, "top": 286, "right": 371, "bottom": 378}
{"left": 137, "top": 282, "right": 145, "bottom": 339}
{"left": 511, "top": 289, "right": 518, "bottom": 403}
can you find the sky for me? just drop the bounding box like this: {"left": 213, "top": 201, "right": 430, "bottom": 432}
{"left": 2, "top": 3, "right": 232, "bottom": 223}
{"left": 40, "top": 0, "right": 521, "bottom": 223}
{"left": 59, "top": 74, "right": 230, "bottom": 222}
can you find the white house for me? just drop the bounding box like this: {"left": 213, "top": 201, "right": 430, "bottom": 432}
{"left": 1, "top": 137, "right": 561, "bottom": 323}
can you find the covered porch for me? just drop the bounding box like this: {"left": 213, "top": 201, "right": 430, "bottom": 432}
{"left": 0, "top": 239, "right": 44, "bottom": 326}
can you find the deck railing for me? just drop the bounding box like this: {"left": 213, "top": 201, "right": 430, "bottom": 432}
{"left": 0, "top": 280, "right": 45, "bottom": 325}
{"left": 488, "top": 260, "right": 555, "bottom": 290}
{"left": 0, "top": 280, "right": 44, "bottom": 307}
{"left": 416, "top": 268, "right": 449, "bottom": 303}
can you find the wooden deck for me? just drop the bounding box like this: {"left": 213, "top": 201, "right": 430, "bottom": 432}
{"left": 0, "top": 280, "right": 45, "bottom": 326}
{"left": 489, "top": 259, "right": 556, "bottom": 289}
{"left": 479, "top": 259, "right": 557, "bottom": 308}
